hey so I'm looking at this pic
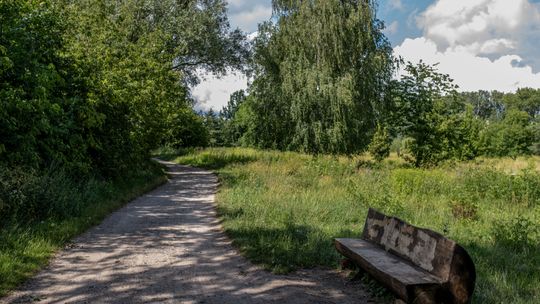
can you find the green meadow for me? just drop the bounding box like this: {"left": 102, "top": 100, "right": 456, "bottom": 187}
{"left": 166, "top": 147, "right": 540, "bottom": 304}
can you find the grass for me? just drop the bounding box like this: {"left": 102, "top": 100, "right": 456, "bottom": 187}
{"left": 165, "top": 147, "right": 540, "bottom": 304}
{"left": 0, "top": 161, "right": 167, "bottom": 297}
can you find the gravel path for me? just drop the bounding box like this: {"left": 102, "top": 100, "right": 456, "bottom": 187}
{"left": 2, "top": 161, "right": 373, "bottom": 304}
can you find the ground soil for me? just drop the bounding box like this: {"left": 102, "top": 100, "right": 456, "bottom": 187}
{"left": 2, "top": 161, "right": 375, "bottom": 304}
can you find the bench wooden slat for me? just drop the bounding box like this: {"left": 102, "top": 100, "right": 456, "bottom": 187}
{"left": 334, "top": 209, "right": 476, "bottom": 304}
{"left": 335, "top": 238, "right": 442, "bottom": 301}
{"left": 335, "top": 238, "right": 443, "bottom": 285}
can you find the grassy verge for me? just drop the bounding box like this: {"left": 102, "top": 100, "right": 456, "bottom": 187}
{"left": 167, "top": 147, "right": 540, "bottom": 304}
{"left": 0, "top": 161, "right": 167, "bottom": 297}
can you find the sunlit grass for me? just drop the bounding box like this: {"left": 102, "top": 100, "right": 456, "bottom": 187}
{"left": 171, "top": 147, "right": 540, "bottom": 303}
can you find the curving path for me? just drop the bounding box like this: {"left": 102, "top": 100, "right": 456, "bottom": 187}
{"left": 2, "top": 161, "right": 372, "bottom": 304}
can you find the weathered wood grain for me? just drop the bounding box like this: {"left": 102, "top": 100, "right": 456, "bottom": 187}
{"left": 335, "top": 208, "right": 476, "bottom": 304}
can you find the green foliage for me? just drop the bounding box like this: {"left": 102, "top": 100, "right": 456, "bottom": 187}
{"left": 478, "top": 109, "right": 535, "bottom": 157}
{"left": 0, "top": 0, "right": 92, "bottom": 171}
{"left": 504, "top": 88, "right": 540, "bottom": 119}
{"left": 204, "top": 109, "right": 225, "bottom": 147}
{"left": 368, "top": 124, "right": 391, "bottom": 162}
{"left": 392, "top": 61, "right": 476, "bottom": 166}
{"left": 530, "top": 121, "right": 540, "bottom": 155}
{"left": 222, "top": 90, "right": 246, "bottom": 120}
{"left": 460, "top": 90, "right": 505, "bottom": 120}
{"left": 243, "top": 0, "right": 395, "bottom": 154}
{"left": 1, "top": 0, "right": 247, "bottom": 175}
{"left": 0, "top": 2, "right": 246, "bottom": 294}
{"left": 493, "top": 214, "right": 540, "bottom": 250}
{"left": 221, "top": 90, "right": 248, "bottom": 146}
{"left": 168, "top": 108, "right": 209, "bottom": 148}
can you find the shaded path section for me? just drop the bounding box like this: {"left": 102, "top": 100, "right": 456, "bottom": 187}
{"left": 2, "top": 161, "right": 372, "bottom": 304}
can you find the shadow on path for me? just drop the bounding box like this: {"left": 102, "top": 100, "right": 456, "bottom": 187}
{"left": 2, "top": 161, "right": 372, "bottom": 304}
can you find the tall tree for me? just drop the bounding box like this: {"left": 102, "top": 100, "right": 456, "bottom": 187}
{"left": 391, "top": 62, "right": 479, "bottom": 166}
{"left": 504, "top": 88, "right": 540, "bottom": 119}
{"left": 246, "top": 0, "right": 395, "bottom": 154}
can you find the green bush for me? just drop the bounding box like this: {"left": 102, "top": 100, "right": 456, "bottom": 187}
{"left": 478, "top": 110, "right": 535, "bottom": 157}
{"left": 493, "top": 214, "right": 540, "bottom": 250}
{"left": 368, "top": 124, "right": 391, "bottom": 162}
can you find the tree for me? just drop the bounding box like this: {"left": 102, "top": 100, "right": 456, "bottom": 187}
{"left": 52, "top": 0, "right": 248, "bottom": 174}
{"left": 204, "top": 109, "right": 224, "bottom": 147}
{"left": 244, "top": 0, "right": 395, "bottom": 154}
{"left": 478, "top": 109, "right": 534, "bottom": 157}
{"left": 0, "top": 0, "right": 95, "bottom": 172}
{"left": 368, "top": 124, "right": 391, "bottom": 162}
{"left": 460, "top": 90, "right": 505, "bottom": 120}
{"left": 1, "top": 0, "right": 249, "bottom": 176}
{"left": 529, "top": 120, "right": 540, "bottom": 155}
{"left": 168, "top": 108, "right": 209, "bottom": 148}
{"left": 221, "top": 90, "right": 247, "bottom": 146}
{"left": 392, "top": 61, "right": 464, "bottom": 166}
{"left": 504, "top": 88, "right": 540, "bottom": 119}
{"left": 222, "top": 90, "right": 246, "bottom": 120}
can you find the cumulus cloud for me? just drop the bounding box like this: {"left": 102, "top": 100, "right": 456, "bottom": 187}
{"left": 395, "top": 0, "right": 540, "bottom": 92}
{"left": 419, "top": 0, "right": 540, "bottom": 70}
{"left": 192, "top": 71, "right": 249, "bottom": 111}
{"left": 395, "top": 37, "right": 540, "bottom": 92}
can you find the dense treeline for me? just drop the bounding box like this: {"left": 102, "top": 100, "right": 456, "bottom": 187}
{"left": 0, "top": 0, "right": 247, "bottom": 225}
{"left": 204, "top": 0, "right": 539, "bottom": 166}
{"left": 211, "top": 85, "right": 540, "bottom": 166}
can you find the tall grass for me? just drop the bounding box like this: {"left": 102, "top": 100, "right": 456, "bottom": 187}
{"left": 171, "top": 148, "right": 540, "bottom": 304}
{"left": 0, "top": 161, "right": 166, "bottom": 296}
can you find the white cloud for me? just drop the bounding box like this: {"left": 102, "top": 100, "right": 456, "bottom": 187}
{"left": 395, "top": 37, "right": 540, "bottom": 92}
{"left": 395, "top": 0, "right": 540, "bottom": 92}
{"left": 229, "top": 4, "right": 272, "bottom": 32}
{"left": 417, "top": 0, "right": 540, "bottom": 69}
{"left": 192, "top": 72, "right": 249, "bottom": 111}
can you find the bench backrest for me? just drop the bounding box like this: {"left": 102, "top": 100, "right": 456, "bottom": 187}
{"left": 362, "top": 208, "right": 469, "bottom": 282}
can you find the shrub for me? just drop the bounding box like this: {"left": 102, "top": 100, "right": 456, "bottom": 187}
{"left": 368, "top": 124, "right": 391, "bottom": 162}
{"left": 493, "top": 214, "right": 540, "bottom": 250}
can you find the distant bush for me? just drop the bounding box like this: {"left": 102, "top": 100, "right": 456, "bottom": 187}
{"left": 368, "top": 124, "right": 391, "bottom": 162}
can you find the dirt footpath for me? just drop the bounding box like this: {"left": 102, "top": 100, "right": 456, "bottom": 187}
{"left": 2, "top": 161, "right": 374, "bottom": 304}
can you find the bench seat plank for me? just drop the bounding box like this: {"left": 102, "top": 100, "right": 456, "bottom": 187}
{"left": 335, "top": 238, "right": 443, "bottom": 301}
{"left": 335, "top": 238, "right": 442, "bottom": 285}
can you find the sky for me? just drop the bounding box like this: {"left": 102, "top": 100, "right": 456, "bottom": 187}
{"left": 193, "top": 0, "right": 540, "bottom": 111}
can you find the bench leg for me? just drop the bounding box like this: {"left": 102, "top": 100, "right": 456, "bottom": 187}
{"left": 340, "top": 258, "right": 356, "bottom": 270}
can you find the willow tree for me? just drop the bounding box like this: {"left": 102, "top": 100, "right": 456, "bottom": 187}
{"left": 247, "top": 0, "right": 395, "bottom": 154}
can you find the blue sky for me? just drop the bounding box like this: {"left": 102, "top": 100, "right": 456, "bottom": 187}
{"left": 194, "top": 0, "right": 540, "bottom": 110}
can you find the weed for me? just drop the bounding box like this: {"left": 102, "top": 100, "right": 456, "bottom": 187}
{"left": 493, "top": 214, "right": 540, "bottom": 250}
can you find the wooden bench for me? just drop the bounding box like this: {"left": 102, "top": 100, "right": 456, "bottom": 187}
{"left": 334, "top": 208, "right": 475, "bottom": 304}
